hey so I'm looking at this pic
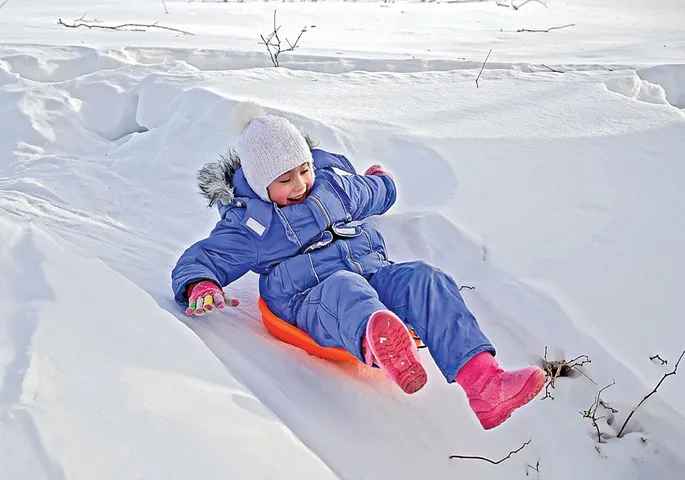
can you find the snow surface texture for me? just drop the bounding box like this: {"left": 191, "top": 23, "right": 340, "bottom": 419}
{"left": 1, "top": 0, "right": 684, "bottom": 479}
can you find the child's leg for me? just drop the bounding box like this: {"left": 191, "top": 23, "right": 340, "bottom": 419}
{"left": 369, "top": 260, "right": 495, "bottom": 382}
{"left": 370, "top": 261, "right": 545, "bottom": 429}
{"left": 294, "top": 270, "right": 384, "bottom": 361}
{"left": 295, "top": 270, "right": 427, "bottom": 393}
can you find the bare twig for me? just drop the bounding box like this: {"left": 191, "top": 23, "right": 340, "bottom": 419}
{"left": 617, "top": 349, "right": 685, "bottom": 438}
{"left": 517, "top": 23, "right": 575, "bottom": 33}
{"left": 526, "top": 460, "right": 541, "bottom": 478}
{"left": 161, "top": 0, "right": 169, "bottom": 14}
{"left": 497, "top": 0, "right": 547, "bottom": 8}
{"left": 57, "top": 18, "right": 194, "bottom": 35}
{"left": 259, "top": 10, "right": 308, "bottom": 67}
{"left": 581, "top": 381, "right": 616, "bottom": 443}
{"left": 541, "top": 63, "right": 563, "bottom": 73}
{"left": 649, "top": 354, "right": 668, "bottom": 365}
{"left": 459, "top": 285, "right": 475, "bottom": 292}
{"left": 0, "top": 0, "right": 11, "bottom": 10}
{"left": 541, "top": 346, "right": 593, "bottom": 400}
{"left": 450, "top": 439, "right": 531, "bottom": 464}
{"left": 475, "top": 49, "right": 492, "bottom": 88}
{"left": 513, "top": 0, "right": 547, "bottom": 9}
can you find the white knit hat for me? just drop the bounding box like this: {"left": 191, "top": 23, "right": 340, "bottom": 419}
{"left": 232, "top": 101, "right": 313, "bottom": 202}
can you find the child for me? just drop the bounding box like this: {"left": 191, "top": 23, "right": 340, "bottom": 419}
{"left": 172, "top": 102, "right": 545, "bottom": 430}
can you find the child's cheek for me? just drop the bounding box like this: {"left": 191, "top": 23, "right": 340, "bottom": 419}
{"left": 267, "top": 183, "right": 290, "bottom": 206}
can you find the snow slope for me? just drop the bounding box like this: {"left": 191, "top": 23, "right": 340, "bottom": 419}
{"left": 1, "top": 0, "right": 685, "bottom": 479}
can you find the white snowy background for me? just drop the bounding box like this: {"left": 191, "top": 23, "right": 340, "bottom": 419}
{"left": 1, "top": 0, "right": 684, "bottom": 479}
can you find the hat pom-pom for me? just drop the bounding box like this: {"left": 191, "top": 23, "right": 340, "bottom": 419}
{"left": 232, "top": 101, "right": 266, "bottom": 135}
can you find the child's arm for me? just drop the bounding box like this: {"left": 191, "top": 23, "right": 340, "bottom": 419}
{"left": 171, "top": 218, "right": 258, "bottom": 306}
{"left": 333, "top": 164, "right": 396, "bottom": 221}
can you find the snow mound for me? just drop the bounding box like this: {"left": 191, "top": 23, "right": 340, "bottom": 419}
{"left": 603, "top": 72, "right": 670, "bottom": 106}
{"left": 639, "top": 64, "right": 685, "bottom": 109}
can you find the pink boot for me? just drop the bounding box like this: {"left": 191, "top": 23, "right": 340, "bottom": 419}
{"left": 455, "top": 352, "right": 545, "bottom": 430}
{"left": 363, "top": 310, "right": 428, "bottom": 394}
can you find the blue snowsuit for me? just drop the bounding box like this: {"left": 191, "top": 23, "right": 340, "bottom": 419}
{"left": 172, "top": 149, "right": 495, "bottom": 382}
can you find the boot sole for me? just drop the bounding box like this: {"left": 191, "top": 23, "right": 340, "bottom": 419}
{"left": 367, "top": 312, "right": 428, "bottom": 395}
{"left": 478, "top": 369, "right": 546, "bottom": 430}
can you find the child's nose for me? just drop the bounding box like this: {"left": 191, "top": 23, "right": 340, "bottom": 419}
{"left": 294, "top": 177, "right": 306, "bottom": 191}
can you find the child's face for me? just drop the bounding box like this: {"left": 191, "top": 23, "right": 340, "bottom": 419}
{"left": 267, "top": 162, "right": 314, "bottom": 207}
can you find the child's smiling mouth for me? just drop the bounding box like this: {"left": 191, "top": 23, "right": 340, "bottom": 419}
{"left": 288, "top": 191, "right": 307, "bottom": 204}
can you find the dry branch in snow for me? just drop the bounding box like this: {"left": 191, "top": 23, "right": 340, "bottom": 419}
{"left": 260, "top": 10, "right": 308, "bottom": 67}
{"left": 526, "top": 460, "right": 541, "bottom": 478}
{"left": 649, "top": 353, "right": 668, "bottom": 365}
{"left": 517, "top": 23, "right": 575, "bottom": 33}
{"left": 57, "top": 19, "right": 194, "bottom": 35}
{"left": 541, "top": 63, "right": 563, "bottom": 73}
{"left": 458, "top": 284, "right": 475, "bottom": 292}
{"left": 541, "top": 346, "right": 593, "bottom": 400}
{"left": 497, "top": 0, "right": 547, "bottom": 10}
{"left": 475, "top": 49, "right": 492, "bottom": 88}
{"left": 450, "top": 439, "right": 531, "bottom": 464}
{"left": 581, "top": 381, "right": 616, "bottom": 443}
{"left": 617, "top": 349, "right": 685, "bottom": 438}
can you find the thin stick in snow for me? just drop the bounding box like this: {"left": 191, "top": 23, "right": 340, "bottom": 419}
{"left": 476, "top": 49, "right": 492, "bottom": 88}
{"left": 450, "top": 439, "right": 531, "bottom": 464}
{"left": 541, "top": 63, "right": 563, "bottom": 73}
{"left": 0, "top": 0, "right": 10, "bottom": 10}
{"left": 513, "top": 0, "right": 547, "bottom": 10}
{"left": 617, "top": 348, "right": 685, "bottom": 438}
{"left": 162, "top": 0, "right": 169, "bottom": 14}
{"left": 581, "top": 380, "right": 616, "bottom": 443}
{"left": 497, "top": 0, "right": 547, "bottom": 10}
{"left": 517, "top": 24, "right": 575, "bottom": 33}
{"left": 57, "top": 19, "right": 194, "bottom": 35}
{"left": 649, "top": 353, "right": 668, "bottom": 365}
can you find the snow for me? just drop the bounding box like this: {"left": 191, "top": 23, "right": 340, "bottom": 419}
{"left": 1, "top": 0, "right": 684, "bottom": 479}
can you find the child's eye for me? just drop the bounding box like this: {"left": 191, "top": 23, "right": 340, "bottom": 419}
{"left": 300, "top": 169, "right": 309, "bottom": 175}
{"left": 279, "top": 178, "right": 290, "bottom": 184}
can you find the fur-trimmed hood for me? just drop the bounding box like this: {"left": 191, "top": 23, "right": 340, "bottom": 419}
{"left": 196, "top": 150, "right": 242, "bottom": 207}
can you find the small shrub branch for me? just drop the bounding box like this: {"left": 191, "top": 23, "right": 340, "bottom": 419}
{"left": 517, "top": 23, "right": 575, "bottom": 33}
{"left": 581, "top": 380, "right": 616, "bottom": 443}
{"left": 260, "top": 9, "right": 308, "bottom": 67}
{"left": 450, "top": 439, "right": 531, "bottom": 464}
{"left": 649, "top": 354, "right": 668, "bottom": 365}
{"left": 617, "top": 349, "right": 685, "bottom": 438}
{"left": 57, "top": 18, "right": 194, "bottom": 35}
{"left": 541, "top": 346, "right": 592, "bottom": 399}
{"left": 475, "top": 48, "right": 492, "bottom": 88}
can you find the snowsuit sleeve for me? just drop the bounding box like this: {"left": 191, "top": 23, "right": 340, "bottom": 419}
{"left": 334, "top": 173, "right": 396, "bottom": 221}
{"left": 171, "top": 216, "right": 258, "bottom": 306}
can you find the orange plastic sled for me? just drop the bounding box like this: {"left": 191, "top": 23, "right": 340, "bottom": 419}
{"left": 257, "top": 297, "right": 422, "bottom": 362}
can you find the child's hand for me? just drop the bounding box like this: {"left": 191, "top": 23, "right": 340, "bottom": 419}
{"left": 364, "top": 164, "right": 394, "bottom": 181}
{"left": 185, "top": 281, "right": 240, "bottom": 316}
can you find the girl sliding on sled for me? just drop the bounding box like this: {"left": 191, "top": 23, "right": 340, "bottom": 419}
{"left": 171, "top": 102, "right": 545, "bottom": 430}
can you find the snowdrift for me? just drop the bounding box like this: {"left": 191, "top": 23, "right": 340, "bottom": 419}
{"left": 0, "top": 218, "right": 337, "bottom": 479}
{"left": 2, "top": 0, "right": 685, "bottom": 478}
